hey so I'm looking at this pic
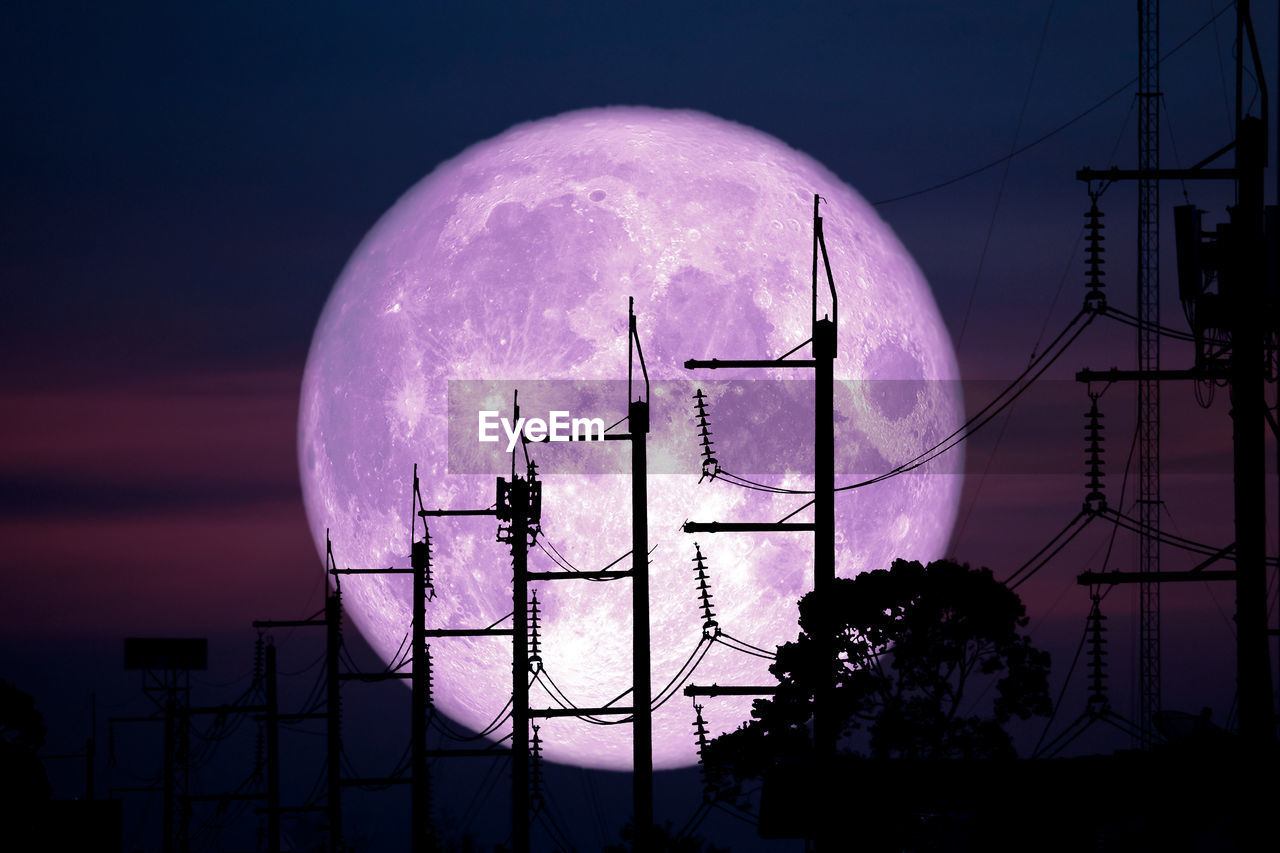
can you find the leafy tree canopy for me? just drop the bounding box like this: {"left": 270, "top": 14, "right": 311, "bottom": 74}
{"left": 0, "top": 678, "right": 52, "bottom": 845}
{"left": 704, "top": 559, "right": 1051, "bottom": 783}
{"left": 0, "top": 679, "right": 46, "bottom": 751}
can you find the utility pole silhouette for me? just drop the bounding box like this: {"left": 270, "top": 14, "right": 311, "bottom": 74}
{"left": 628, "top": 297, "right": 654, "bottom": 845}
{"left": 421, "top": 298, "right": 655, "bottom": 847}
{"left": 411, "top": 473, "right": 438, "bottom": 853}
{"left": 498, "top": 435, "right": 535, "bottom": 853}
{"left": 251, "top": 533, "right": 344, "bottom": 852}
{"left": 1075, "top": 0, "right": 1275, "bottom": 745}
{"left": 683, "top": 193, "right": 838, "bottom": 845}
{"left": 325, "top": 550, "right": 343, "bottom": 852}
{"left": 112, "top": 638, "right": 206, "bottom": 853}
{"left": 264, "top": 644, "right": 281, "bottom": 853}
{"left": 109, "top": 638, "right": 311, "bottom": 852}
{"left": 331, "top": 466, "right": 515, "bottom": 852}
{"left": 421, "top": 403, "right": 537, "bottom": 852}
{"left": 149, "top": 634, "right": 327, "bottom": 853}
{"left": 523, "top": 298, "right": 655, "bottom": 843}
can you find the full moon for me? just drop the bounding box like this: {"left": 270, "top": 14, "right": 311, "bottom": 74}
{"left": 299, "top": 106, "right": 962, "bottom": 770}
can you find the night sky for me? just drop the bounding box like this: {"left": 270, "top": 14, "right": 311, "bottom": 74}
{"left": 4, "top": 2, "right": 1277, "bottom": 850}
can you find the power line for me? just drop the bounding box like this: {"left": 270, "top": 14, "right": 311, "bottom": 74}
{"left": 835, "top": 308, "right": 1096, "bottom": 492}
{"left": 954, "top": 0, "right": 1057, "bottom": 351}
{"left": 872, "top": 2, "right": 1235, "bottom": 206}
{"left": 706, "top": 308, "right": 1095, "bottom": 500}
{"left": 652, "top": 640, "right": 714, "bottom": 712}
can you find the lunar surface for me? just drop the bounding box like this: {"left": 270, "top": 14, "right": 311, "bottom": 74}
{"left": 298, "top": 107, "right": 962, "bottom": 770}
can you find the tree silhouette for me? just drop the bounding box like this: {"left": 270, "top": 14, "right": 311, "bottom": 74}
{"left": 0, "top": 679, "right": 52, "bottom": 851}
{"left": 703, "top": 559, "right": 1051, "bottom": 786}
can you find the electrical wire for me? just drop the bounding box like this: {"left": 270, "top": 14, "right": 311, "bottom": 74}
{"left": 835, "top": 309, "right": 1096, "bottom": 492}
{"left": 535, "top": 535, "right": 632, "bottom": 581}
{"left": 1096, "top": 421, "right": 1141, "bottom": 603}
{"left": 960, "top": 81, "right": 1139, "bottom": 551}
{"left": 714, "top": 633, "right": 778, "bottom": 661}
{"left": 674, "top": 799, "right": 714, "bottom": 843}
{"left": 1207, "top": 0, "right": 1234, "bottom": 136}
{"left": 279, "top": 648, "right": 327, "bottom": 677}
{"left": 652, "top": 638, "right": 714, "bottom": 712}
{"left": 533, "top": 802, "right": 580, "bottom": 852}
{"left": 717, "top": 631, "right": 776, "bottom": 658}
{"left": 537, "top": 775, "right": 583, "bottom": 853}
{"left": 1103, "top": 306, "right": 1197, "bottom": 342}
{"left": 872, "top": 2, "right": 1235, "bottom": 206}
{"left": 457, "top": 754, "right": 510, "bottom": 833}
{"left": 1030, "top": 75, "right": 1136, "bottom": 357}
{"left": 292, "top": 661, "right": 329, "bottom": 721}
{"left": 387, "top": 739, "right": 413, "bottom": 779}
{"left": 578, "top": 766, "right": 610, "bottom": 848}
{"left": 301, "top": 755, "right": 328, "bottom": 809}
{"left": 957, "top": 86, "right": 1135, "bottom": 550}
{"left": 712, "top": 799, "right": 759, "bottom": 828}
{"left": 950, "top": 400, "right": 1018, "bottom": 550}
{"left": 714, "top": 469, "right": 811, "bottom": 496}
{"left": 535, "top": 668, "right": 632, "bottom": 725}
{"left": 1031, "top": 616, "right": 1091, "bottom": 757}
{"left": 955, "top": 0, "right": 1056, "bottom": 351}
{"left": 1161, "top": 501, "right": 1238, "bottom": 639}
{"left": 338, "top": 645, "right": 362, "bottom": 675}
{"left": 429, "top": 696, "right": 514, "bottom": 742}
{"left": 1004, "top": 510, "right": 1091, "bottom": 589}
{"left": 1103, "top": 506, "right": 1277, "bottom": 564}
{"left": 385, "top": 633, "right": 410, "bottom": 673}
{"left": 708, "top": 309, "right": 1095, "bottom": 500}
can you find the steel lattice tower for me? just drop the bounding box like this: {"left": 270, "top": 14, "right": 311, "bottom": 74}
{"left": 1136, "top": 0, "right": 1161, "bottom": 748}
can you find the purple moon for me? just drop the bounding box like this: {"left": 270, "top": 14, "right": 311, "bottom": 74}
{"left": 298, "top": 107, "right": 962, "bottom": 770}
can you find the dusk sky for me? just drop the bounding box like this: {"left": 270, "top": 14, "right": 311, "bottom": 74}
{"left": 4, "top": 2, "right": 1277, "bottom": 850}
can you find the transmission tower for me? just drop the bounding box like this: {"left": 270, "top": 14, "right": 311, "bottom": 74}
{"left": 1136, "top": 0, "right": 1161, "bottom": 749}
{"left": 1077, "top": 0, "right": 1275, "bottom": 745}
